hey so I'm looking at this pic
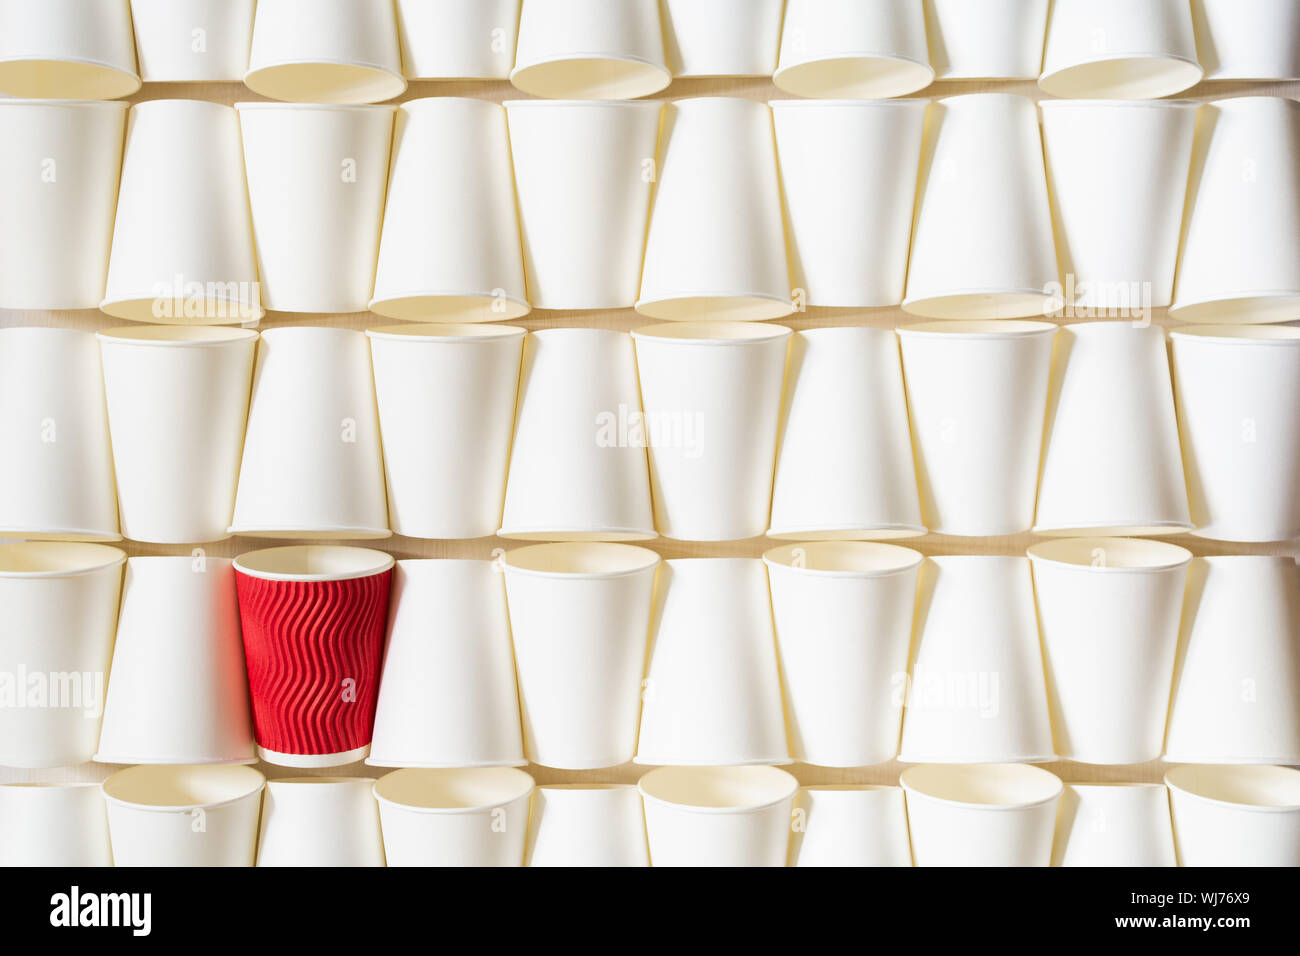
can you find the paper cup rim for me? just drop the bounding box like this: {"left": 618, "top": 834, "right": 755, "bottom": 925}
{"left": 768, "top": 97, "right": 930, "bottom": 111}
{"left": 631, "top": 321, "right": 794, "bottom": 345}
{"left": 497, "top": 526, "right": 659, "bottom": 542}
{"left": 372, "top": 767, "right": 534, "bottom": 814}
{"left": 1169, "top": 291, "right": 1300, "bottom": 320}
{"left": 1027, "top": 537, "right": 1192, "bottom": 573}
{"left": 932, "top": 91, "right": 1035, "bottom": 108}
{"left": 255, "top": 744, "right": 371, "bottom": 767}
{"left": 509, "top": 52, "right": 672, "bottom": 99}
{"left": 1169, "top": 325, "right": 1300, "bottom": 345}
{"left": 898, "top": 752, "right": 1059, "bottom": 765}
{"left": 101, "top": 764, "right": 266, "bottom": 812}
{"left": 226, "top": 525, "right": 393, "bottom": 540}
{"left": 1203, "top": 94, "right": 1300, "bottom": 110}
{"left": 536, "top": 783, "right": 639, "bottom": 793}
{"left": 772, "top": 52, "right": 935, "bottom": 98}
{"left": 1165, "top": 765, "right": 1300, "bottom": 812}
{"left": 901, "top": 289, "right": 1065, "bottom": 318}
{"left": 93, "top": 752, "right": 257, "bottom": 766}
{"left": 1037, "top": 98, "right": 1200, "bottom": 111}
{"left": 266, "top": 776, "right": 375, "bottom": 789}
{"left": 97, "top": 326, "right": 259, "bottom": 348}
{"left": 897, "top": 319, "right": 1058, "bottom": 339}
{"left": 0, "top": 542, "right": 126, "bottom": 578}
{"left": 0, "top": 527, "right": 122, "bottom": 543}
{"left": 1038, "top": 53, "right": 1204, "bottom": 98}
{"left": 0, "top": 781, "right": 104, "bottom": 792}
{"left": 501, "top": 542, "right": 661, "bottom": 579}
{"left": 801, "top": 784, "right": 902, "bottom": 794}
{"left": 633, "top": 293, "right": 797, "bottom": 321}
{"left": 0, "top": 54, "right": 142, "bottom": 98}
{"left": 763, "top": 541, "right": 924, "bottom": 578}
{"left": 900, "top": 764, "right": 1064, "bottom": 811}
{"left": 637, "top": 766, "right": 799, "bottom": 814}
{"left": 365, "top": 755, "right": 528, "bottom": 769}
{"left": 503, "top": 98, "right": 663, "bottom": 111}
{"left": 98, "top": 292, "right": 265, "bottom": 325}
{"left": 366, "top": 323, "right": 527, "bottom": 342}
{"left": 1062, "top": 782, "right": 1168, "bottom": 793}
{"left": 0, "top": 97, "right": 129, "bottom": 111}
{"left": 367, "top": 290, "right": 532, "bottom": 319}
{"left": 233, "top": 545, "right": 395, "bottom": 582}
{"left": 634, "top": 754, "right": 794, "bottom": 767}
{"left": 766, "top": 523, "right": 928, "bottom": 540}
{"left": 243, "top": 60, "right": 407, "bottom": 102}
{"left": 234, "top": 101, "right": 397, "bottom": 113}
{"left": 1031, "top": 519, "right": 1195, "bottom": 536}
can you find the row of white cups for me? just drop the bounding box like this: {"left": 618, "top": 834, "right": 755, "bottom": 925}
{"left": 3, "top": 0, "right": 1297, "bottom": 102}
{"left": 3, "top": 319, "right": 1298, "bottom": 545}
{"left": 3, "top": 541, "right": 1297, "bottom": 772}
{"left": 4, "top": 91, "right": 1300, "bottom": 324}
{"left": 3, "top": 763, "right": 1296, "bottom": 866}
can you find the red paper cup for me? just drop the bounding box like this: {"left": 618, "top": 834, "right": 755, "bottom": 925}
{"left": 234, "top": 546, "right": 394, "bottom": 767}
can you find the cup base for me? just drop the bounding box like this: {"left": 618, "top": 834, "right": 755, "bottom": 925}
{"left": 256, "top": 744, "right": 370, "bottom": 768}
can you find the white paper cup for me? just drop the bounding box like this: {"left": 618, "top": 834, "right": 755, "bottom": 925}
{"left": 0, "top": 328, "right": 120, "bottom": 541}
{"left": 102, "top": 101, "right": 261, "bottom": 324}
{"left": 101, "top": 765, "right": 265, "bottom": 867}
{"left": 503, "top": 544, "right": 659, "bottom": 769}
{"left": 230, "top": 328, "right": 390, "bottom": 539}
{"left": 506, "top": 100, "right": 661, "bottom": 311}
{"left": 0, "top": 0, "right": 139, "bottom": 98}
{"left": 633, "top": 322, "right": 790, "bottom": 541}
{"left": 903, "top": 94, "right": 1061, "bottom": 319}
{"left": 373, "top": 768, "right": 534, "bottom": 867}
{"left": 1172, "top": 97, "right": 1300, "bottom": 324}
{"left": 637, "top": 98, "right": 793, "bottom": 321}
{"left": 1165, "top": 557, "right": 1300, "bottom": 764}
{"left": 1029, "top": 539, "right": 1191, "bottom": 765}
{"left": 922, "top": 0, "right": 1049, "bottom": 79}
{"left": 511, "top": 0, "right": 670, "bottom": 98}
{"left": 500, "top": 330, "right": 655, "bottom": 541}
{"left": 1040, "top": 100, "right": 1198, "bottom": 314}
{"left": 372, "top": 98, "right": 528, "bottom": 322}
{"left": 237, "top": 103, "right": 395, "bottom": 315}
{"left": 771, "top": 99, "right": 927, "bottom": 310}
{"left": 774, "top": 0, "right": 934, "bottom": 98}
{"left": 129, "top": 0, "right": 256, "bottom": 82}
{"left": 1191, "top": 0, "right": 1300, "bottom": 80}
{"left": 256, "top": 778, "right": 384, "bottom": 867}
{"left": 245, "top": 0, "right": 405, "bottom": 103}
{"left": 98, "top": 327, "right": 257, "bottom": 544}
{"left": 396, "top": 0, "right": 520, "bottom": 79}
{"left": 367, "top": 325, "right": 524, "bottom": 540}
{"left": 0, "top": 783, "right": 113, "bottom": 867}
{"left": 638, "top": 766, "right": 798, "bottom": 867}
{"left": 901, "top": 763, "right": 1063, "bottom": 867}
{"left": 368, "top": 560, "right": 524, "bottom": 769}
{"left": 1166, "top": 765, "right": 1300, "bottom": 867}
{"left": 1053, "top": 784, "right": 1177, "bottom": 867}
{"left": 764, "top": 543, "right": 922, "bottom": 767}
{"left": 769, "top": 328, "right": 924, "bottom": 538}
{"left": 1035, "top": 323, "right": 1191, "bottom": 537}
{"left": 1040, "top": 0, "right": 1203, "bottom": 98}
{"left": 525, "top": 785, "right": 649, "bottom": 867}
{"left": 637, "top": 558, "right": 789, "bottom": 765}
{"left": 0, "top": 100, "right": 125, "bottom": 310}
{"left": 659, "top": 0, "right": 783, "bottom": 77}
{"left": 897, "top": 321, "right": 1056, "bottom": 537}
{"left": 899, "top": 556, "right": 1055, "bottom": 764}
{"left": 94, "top": 557, "right": 255, "bottom": 766}
{"left": 1170, "top": 327, "right": 1300, "bottom": 542}
{"left": 790, "top": 787, "right": 913, "bottom": 867}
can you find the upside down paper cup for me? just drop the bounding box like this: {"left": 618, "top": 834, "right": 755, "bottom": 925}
{"left": 98, "top": 327, "right": 257, "bottom": 544}
{"left": 525, "top": 786, "right": 649, "bottom": 867}
{"left": 765, "top": 543, "right": 922, "bottom": 767}
{"left": 774, "top": 0, "right": 934, "bottom": 98}
{"left": 897, "top": 321, "right": 1056, "bottom": 536}
{"left": 638, "top": 766, "right": 798, "bottom": 867}
{"left": 235, "top": 546, "right": 395, "bottom": 768}
{"left": 374, "top": 768, "right": 534, "bottom": 867}
{"left": 660, "top": 0, "right": 783, "bottom": 77}
{"left": 256, "top": 778, "right": 384, "bottom": 867}
{"left": 506, "top": 100, "right": 661, "bottom": 311}
{"left": 0, "top": 783, "right": 113, "bottom": 867}
{"left": 1166, "top": 765, "right": 1300, "bottom": 867}
{"left": 372, "top": 98, "right": 528, "bottom": 322}
{"left": 789, "top": 787, "right": 913, "bottom": 867}
{"left": 769, "top": 328, "right": 924, "bottom": 538}
{"left": 396, "top": 0, "right": 520, "bottom": 79}
{"left": 368, "top": 325, "right": 524, "bottom": 540}
{"left": 511, "top": 0, "right": 670, "bottom": 99}
{"left": 636, "top": 559, "right": 789, "bottom": 766}
{"left": 368, "top": 560, "right": 524, "bottom": 769}
{"left": 1052, "top": 784, "right": 1177, "bottom": 867}
{"left": 102, "top": 765, "right": 265, "bottom": 867}
{"left": 1029, "top": 539, "right": 1191, "bottom": 765}
{"left": 129, "top": 0, "right": 256, "bottom": 82}
{"left": 901, "top": 764, "right": 1063, "bottom": 867}
{"left": 95, "top": 557, "right": 255, "bottom": 766}
{"left": 1039, "top": 0, "right": 1203, "bottom": 98}
{"left": 0, "top": 328, "right": 119, "bottom": 541}
{"left": 0, "top": 100, "right": 125, "bottom": 310}
{"left": 0, "top": 543, "right": 124, "bottom": 770}
{"left": 237, "top": 103, "right": 395, "bottom": 314}
{"left": 922, "top": 0, "right": 1049, "bottom": 79}
{"left": 1192, "top": 0, "right": 1300, "bottom": 80}
{"left": 245, "top": 0, "right": 405, "bottom": 103}
{"left": 1170, "top": 327, "right": 1300, "bottom": 542}
{"left": 503, "top": 544, "right": 659, "bottom": 769}
{"left": 0, "top": 0, "right": 139, "bottom": 98}
{"left": 633, "top": 322, "right": 790, "bottom": 541}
